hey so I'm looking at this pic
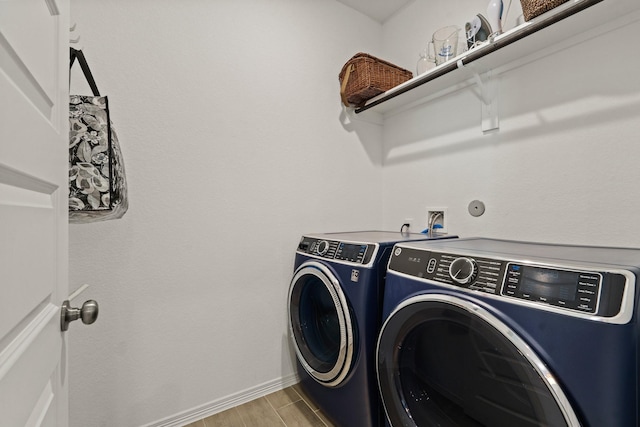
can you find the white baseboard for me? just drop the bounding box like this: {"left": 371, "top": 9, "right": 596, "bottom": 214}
{"left": 141, "top": 373, "right": 300, "bottom": 427}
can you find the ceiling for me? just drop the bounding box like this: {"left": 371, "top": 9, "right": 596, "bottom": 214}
{"left": 335, "top": 0, "right": 414, "bottom": 23}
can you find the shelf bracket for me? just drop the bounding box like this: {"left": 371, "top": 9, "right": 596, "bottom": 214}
{"left": 342, "top": 105, "right": 383, "bottom": 126}
{"left": 459, "top": 61, "right": 499, "bottom": 133}
{"left": 474, "top": 70, "right": 499, "bottom": 133}
{"left": 477, "top": 71, "right": 499, "bottom": 133}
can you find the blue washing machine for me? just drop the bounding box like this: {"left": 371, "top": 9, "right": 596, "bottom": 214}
{"left": 377, "top": 238, "right": 639, "bottom": 427}
{"left": 288, "top": 231, "right": 455, "bottom": 427}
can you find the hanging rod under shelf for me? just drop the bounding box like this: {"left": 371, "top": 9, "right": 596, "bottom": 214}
{"left": 355, "top": 0, "right": 604, "bottom": 114}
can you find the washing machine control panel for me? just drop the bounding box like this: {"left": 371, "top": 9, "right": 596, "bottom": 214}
{"left": 297, "top": 237, "right": 375, "bottom": 265}
{"left": 389, "top": 247, "right": 629, "bottom": 319}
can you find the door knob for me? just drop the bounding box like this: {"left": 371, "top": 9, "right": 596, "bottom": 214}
{"left": 60, "top": 299, "right": 99, "bottom": 331}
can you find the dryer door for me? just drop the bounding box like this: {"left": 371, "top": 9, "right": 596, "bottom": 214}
{"left": 288, "top": 262, "right": 355, "bottom": 387}
{"left": 377, "top": 294, "right": 581, "bottom": 427}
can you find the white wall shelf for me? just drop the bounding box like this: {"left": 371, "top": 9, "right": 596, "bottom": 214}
{"left": 354, "top": 0, "right": 638, "bottom": 122}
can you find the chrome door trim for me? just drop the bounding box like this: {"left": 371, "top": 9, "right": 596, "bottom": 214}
{"left": 377, "top": 293, "right": 581, "bottom": 427}
{"left": 288, "top": 261, "right": 354, "bottom": 387}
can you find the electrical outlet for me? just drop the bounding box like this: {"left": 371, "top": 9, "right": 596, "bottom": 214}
{"left": 426, "top": 208, "right": 447, "bottom": 233}
{"left": 403, "top": 218, "right": 414, "bottom": 233}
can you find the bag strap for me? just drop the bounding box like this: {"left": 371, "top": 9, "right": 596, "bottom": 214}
{"left": 340, "top": 63, "right": 353, "bottom": 107}
{"left": 70, "top": 47, "right": 101, "bottom": 96}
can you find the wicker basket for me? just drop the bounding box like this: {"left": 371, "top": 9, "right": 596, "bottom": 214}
{"left": 339, "top": 53, "right": 412, "bottom": 107}
{"left": 520, "top": 0, "right": 570, "bottom": 21}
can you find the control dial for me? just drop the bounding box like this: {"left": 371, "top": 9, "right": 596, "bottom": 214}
{"left": 449, "top": 257, "right": 478, "bottom": 285}
{"left": 316, "top": 240, "right": 330, "bottom": 256}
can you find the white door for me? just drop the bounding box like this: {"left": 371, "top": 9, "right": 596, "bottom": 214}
{"left": 0, "top": 0, "right": 70, "bottom": 426}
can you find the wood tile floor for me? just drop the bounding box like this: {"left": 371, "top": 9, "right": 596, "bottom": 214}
{"left": 184, "top": 384, "right": 336, "bottom": 427}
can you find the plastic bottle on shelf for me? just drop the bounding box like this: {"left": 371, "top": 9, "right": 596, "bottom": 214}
{"left": 416, "top": 47, "right": 436, "bottom": 76}
{"left": 487, "top": 0, "right": 504, "bottom": 35}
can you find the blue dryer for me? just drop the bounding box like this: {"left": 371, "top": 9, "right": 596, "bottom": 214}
{"left": 377, "top": 238, "right": 639, "bottom": 427}
{"left": 288, "top": 231, "right": 454, "bottom": 427}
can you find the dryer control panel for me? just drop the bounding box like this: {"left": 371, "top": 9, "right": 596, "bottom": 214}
{"left": 503, "top": 263, "right": 601, "bottom": 313}
{"left": 389, "top": 246, "right": 629, "bottom": 319}
{"left": 297, "top": 236, "right": 376, "bottom": 265}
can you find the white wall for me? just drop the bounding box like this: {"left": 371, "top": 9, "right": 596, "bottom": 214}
{"left": 380, "top": 1, "right": 640, "bottom": 247}
{"left": 68, "top": 1, "right": 384, "bottom": 426}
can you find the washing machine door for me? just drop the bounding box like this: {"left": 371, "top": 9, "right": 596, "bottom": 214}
{"left": 377, "top": 294, "right": 581, "bottom": 427}
{"left": 288, "top": 261, "right": 355, "bottom": 387}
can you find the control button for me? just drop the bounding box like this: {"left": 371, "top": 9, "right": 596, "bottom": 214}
{"left": 449, "top": 257, "right": 478, "bottom": 285}
{"left": 427, "top": 258, "right": 437, "bottom": 274}
{"left": 579, "top": 281, "right": 597, "bottom": 287}
{"left": 317, "top": 240, "right": 330, "bottom": 256}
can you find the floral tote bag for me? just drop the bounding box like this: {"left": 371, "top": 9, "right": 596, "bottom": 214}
{"left": 69, "top": 48, "right": 128, "bottom": 223}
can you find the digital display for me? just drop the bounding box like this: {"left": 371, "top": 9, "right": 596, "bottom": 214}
{"left": 519, "top": 267, "right": 579, "bottom": 301}
{"left": 335, "top": 243, "right": 367, "bottom": 262}
{"left": 341, "top": 244, "right": 362, "bottom": 259}
{"left": 503, "top": 263, "right": 601, "bottom": 314}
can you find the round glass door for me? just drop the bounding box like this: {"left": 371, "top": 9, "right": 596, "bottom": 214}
{"left": 377, "top": 294, "right": 580, "bottom": 427}
{"left": 288, "top": 262, "right": 354, "bottom": 386}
